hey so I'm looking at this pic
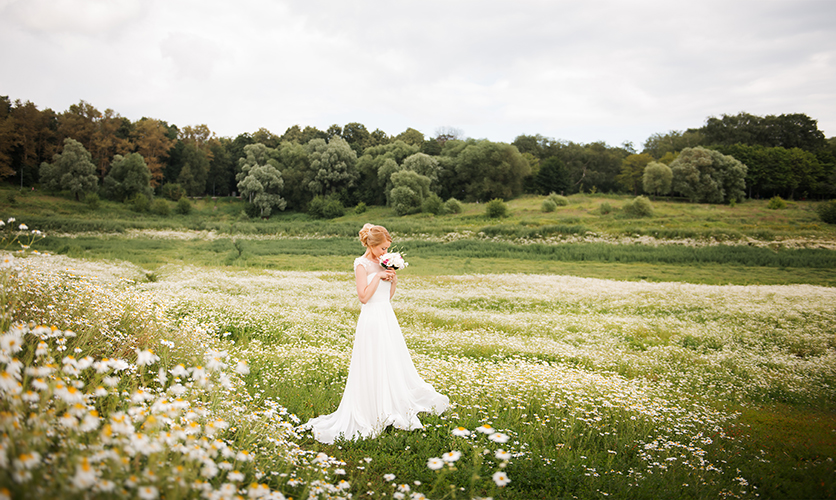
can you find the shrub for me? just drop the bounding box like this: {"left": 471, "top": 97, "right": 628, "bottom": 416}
{"left": 389, "top": 186, "right": 422, "bottom": 216}
{"left": 161, "top": 183, "right": 185, "bottom": 201}
{"left": 444, "top": 198, "right": 463, "bottom": 214}
{"left": 84, "top": 192, "right": 100, "bottom": 210}
{"left": 767, "top": 196, "right": 787, "bottom": 210}
{"left": 6, "top": 191, "right": 17, "bottom": 206}
{"left": 175, "top": 196, "right": 192, "bottom": 215}
{"left": 547, "top": 193, "right": 569, "bottom": 206}
{"left": 130, "top": 193, "right": 150, "bottom": 212}
{"left": 308, "top": 195, "right": 345, "bottom": 219}
{"left": 244, "top": 202, "right": 260, "bottom": 219}
{"left": 541, "top": 199, "right": 557, "bottom": 213}
{"left": 422, "top": 193, "right": 445, "bottom": 215}
{"left": 485, "top": 198, "right": 508, "bottom": 218}
{"left": 354, "top": 202, "right": 367, "bottom": 214}
{"left": 151, "top": 199, "right": 170, "bottom": 216}
{"left": 816, "top": 200, "right": 836, "bottom": 224}
{"left": 599, "top": 201, "right": 613, "bottom": 215}
{"left": 622, "top": 196, "right": 654, "bottom": 218}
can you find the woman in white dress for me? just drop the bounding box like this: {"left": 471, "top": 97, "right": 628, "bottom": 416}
{"left": 302, "top": 223, "right": 450, "bottom": 444}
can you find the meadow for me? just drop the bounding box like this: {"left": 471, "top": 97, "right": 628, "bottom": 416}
{"left": 1, "top": 191, "right": 836, "bottom": 499}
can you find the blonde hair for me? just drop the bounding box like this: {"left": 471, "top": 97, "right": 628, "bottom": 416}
{"left": 359, "top": 223, "right": 391, "bottom": 248}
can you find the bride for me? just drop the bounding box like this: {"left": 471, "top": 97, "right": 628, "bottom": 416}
{"left": 301, "top": 223, "right": 449, "bottom": 444}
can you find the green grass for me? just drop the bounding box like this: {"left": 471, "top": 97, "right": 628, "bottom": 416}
{"left": 35, "top": 235, "right": 836, "bottom": 286}
{"left": 3, "top": 186, "right": 835, "bottom": 241}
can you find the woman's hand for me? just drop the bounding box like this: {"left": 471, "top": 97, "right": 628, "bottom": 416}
{"left": 381, "top": 269, "right": 397, "bottom": 282}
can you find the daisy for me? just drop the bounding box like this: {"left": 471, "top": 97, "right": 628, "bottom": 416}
{"left": 492, "top": 471, "right": 511, "bottom": 487}
{"left": 426, "top": 457, "right": 444, "bottom": 470}
{"left": 488, "top": 432, "right": 510, "bottom": 444}
{"left": 442, "top": 451, "right": 461, "bottom": 463}
{"left": 452, "top": 426, "right": 471, "bottom": 437}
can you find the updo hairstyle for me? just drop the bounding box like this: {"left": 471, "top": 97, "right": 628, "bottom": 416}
{"left": 359, "top": 223, "right": 391, "bottom": 248}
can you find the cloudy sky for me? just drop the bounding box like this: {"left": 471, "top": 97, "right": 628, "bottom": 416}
{"left": 1, "top": 0, "right": 834, "bottom": 149}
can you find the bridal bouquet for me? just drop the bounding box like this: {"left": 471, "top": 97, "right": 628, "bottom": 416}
{"left": 379, "top": 252, "right": 408, "bottom": 270}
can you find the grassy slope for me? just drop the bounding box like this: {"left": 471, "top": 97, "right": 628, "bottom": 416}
{"left": 4, "top": 186, "right": 836, "bottom": 286}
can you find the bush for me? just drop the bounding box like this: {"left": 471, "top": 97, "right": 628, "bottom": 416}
{"left": 308, "top": 195, "right": 345, "bottom": 219}
{"left": 161, "top": 183, "right": 185, "bottom": 201}
{"left": 244, "top": 202, "right": 260, "bottom": 219}
{"left": 485, "top": 198, "right": 508, "bottom": 218}
{"left": 6, "top": 191, "right": 17, "bottom": 206}
{"left": 547, "top": 193, "right": 569, "bottom": 206}
{"left": 84, "top": 193, "right": 100, "bottom": 210}
{"left": 622, "top": 196, "right": 654, "bottom": 218}
{"left": 130, "top": 193, "right": 150, "bottom": 212}
{"left": 354, "top": 202, "right": 367, "bottom": 214}
{"left": 816, "top": 200, "right": 836, "bottom": 224}
{"left": 389, "top": 187, "right": 422, "bottom": 216}
{"left": 541, "top": 199, "right": 557, "bottom": 213}
{"left": 444, "top": 198, "right": 463, "bottom": 214}
{"left": 767, "top": 196, "right": 787, "bottom": 210}
{"left": 175, "top": 197, "right": 192, "bottom": 215}
{"left": 151, "top": 199, "right": 170, "bottom": 216}
{"left": 422, "top": 193, "right": 445, "bottom": 215}
{"left": 599, "top": 201, "right": 613, "bottom": 215}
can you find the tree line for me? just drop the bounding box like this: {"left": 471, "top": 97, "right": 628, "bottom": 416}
{"left": 1, "top": 96, "right": 834, "bottom": 218}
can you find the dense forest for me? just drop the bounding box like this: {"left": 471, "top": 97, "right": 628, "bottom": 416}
{"left": 1, "top": 95, "right": 834, "bottom": 217}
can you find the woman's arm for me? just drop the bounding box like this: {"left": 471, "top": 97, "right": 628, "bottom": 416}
{"left": 356, "top": 266, "right": 382, "bottom": 304}
{"left": 355, "top": 266, "right": 396, "bottom": 304}
{"left": 389, "top": 271, "right": 397, "bottom": 299}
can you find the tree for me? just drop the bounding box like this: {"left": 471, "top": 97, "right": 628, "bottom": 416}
{"left": 641, "top": 130, "right": 706, "bottom": 159}
{"left": 442, "top": 139, "right": 531, "bottom": 201}
{"left": 103, "top": 153, "right": 153, "bottom": 201}
{"left": 402, "top": 153, "right": 440, "bottom": 186}
{"left": 251, "top": 128, "right": 280, "bottom": 148}
{"left": 701, "top": 112, "right": 826, "bottom": 152}
{"left": 275, "top": 141, "right": 311, "bottom": 210}
{"left": 237, "top": 163, "right": 286, "bottom": 217}
{"left": 389, "top": 169, "right": 432, "bottom": 215}
{"left": 342, "top": 122, "right": 371, "bottom": 155}
{"left": 133, "top": 118, "right": 175, "bottom": 187}
{"left": 0, "top": 96, "right": 13, "bottom": 179}
{"left": 90, "top": 108, "right": 132, "bottom": 178}
{"left": 534, "top": 157, "right": 569, "bottom": 195}
{"left": 57, "top": 100, "right": 99, "bottom": 153}
{"left": 235, "top": 142, "right": 287, "bottom": 217}
{"left": 670, "top": 147, "right": 747, "bottom": 203}
{"left": 642, "top": 161, "right": 672, "bottom": 198}
{"left": 435, "top": 126, "right": 463, "bottom": 145}
{"left": 617, "top": 153, "right": 653, "bottom": 194}
{"left": 206, "top": 139, "right": 234, "bottom": 196}
{"left": 179, "top": 124, "right": 215, "bottom": 152}
{"left": 39, "top": 138, "right": 98, "bottom": 200}
{"left": 395, "top": 128, "right": 425, "bottom": 146}
{"left": 368, "top": 129, "right": 390, "bottom": 148}
{"left": 177, "top": 143, "right": 210, "bottom": 196}
{"left": 305, "top": 137, "right": 358, "bottom": 196}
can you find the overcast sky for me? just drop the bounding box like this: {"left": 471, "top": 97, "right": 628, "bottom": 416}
{"left": 2, "top": 0, "right": 835, "bottom": 149}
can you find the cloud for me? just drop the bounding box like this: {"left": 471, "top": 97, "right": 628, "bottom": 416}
{"left": 160, "top": 32, "right": 224, "bottom": 80}
{"left": 4, "top": 0, "right": 143, "bottom": 36}
{"left": 0, "top": 0, "right": 834, "bottom": 147}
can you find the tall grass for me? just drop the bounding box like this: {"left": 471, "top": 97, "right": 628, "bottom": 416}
{"left": 3, "top": 251, "right": 835, "bottom": 499}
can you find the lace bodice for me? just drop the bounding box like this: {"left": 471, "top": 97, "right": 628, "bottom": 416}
{"left": 354, "top": 256, "right": 383, "bottom": 275}
{"left": 354, "top": 256, "right": 390, "bottom": 303}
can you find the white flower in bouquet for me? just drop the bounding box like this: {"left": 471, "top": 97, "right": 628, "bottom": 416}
{"left": 379, "top": 252, "right": 408, "bottom": 270}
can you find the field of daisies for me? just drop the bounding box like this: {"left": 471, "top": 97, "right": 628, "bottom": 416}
{"left": 2, "top": 230, "right": 836, "bottom": 498}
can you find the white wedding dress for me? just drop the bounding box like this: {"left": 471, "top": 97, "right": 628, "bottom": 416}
{"left": 301, "top": 256, "right": 450, "bottom": 444}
